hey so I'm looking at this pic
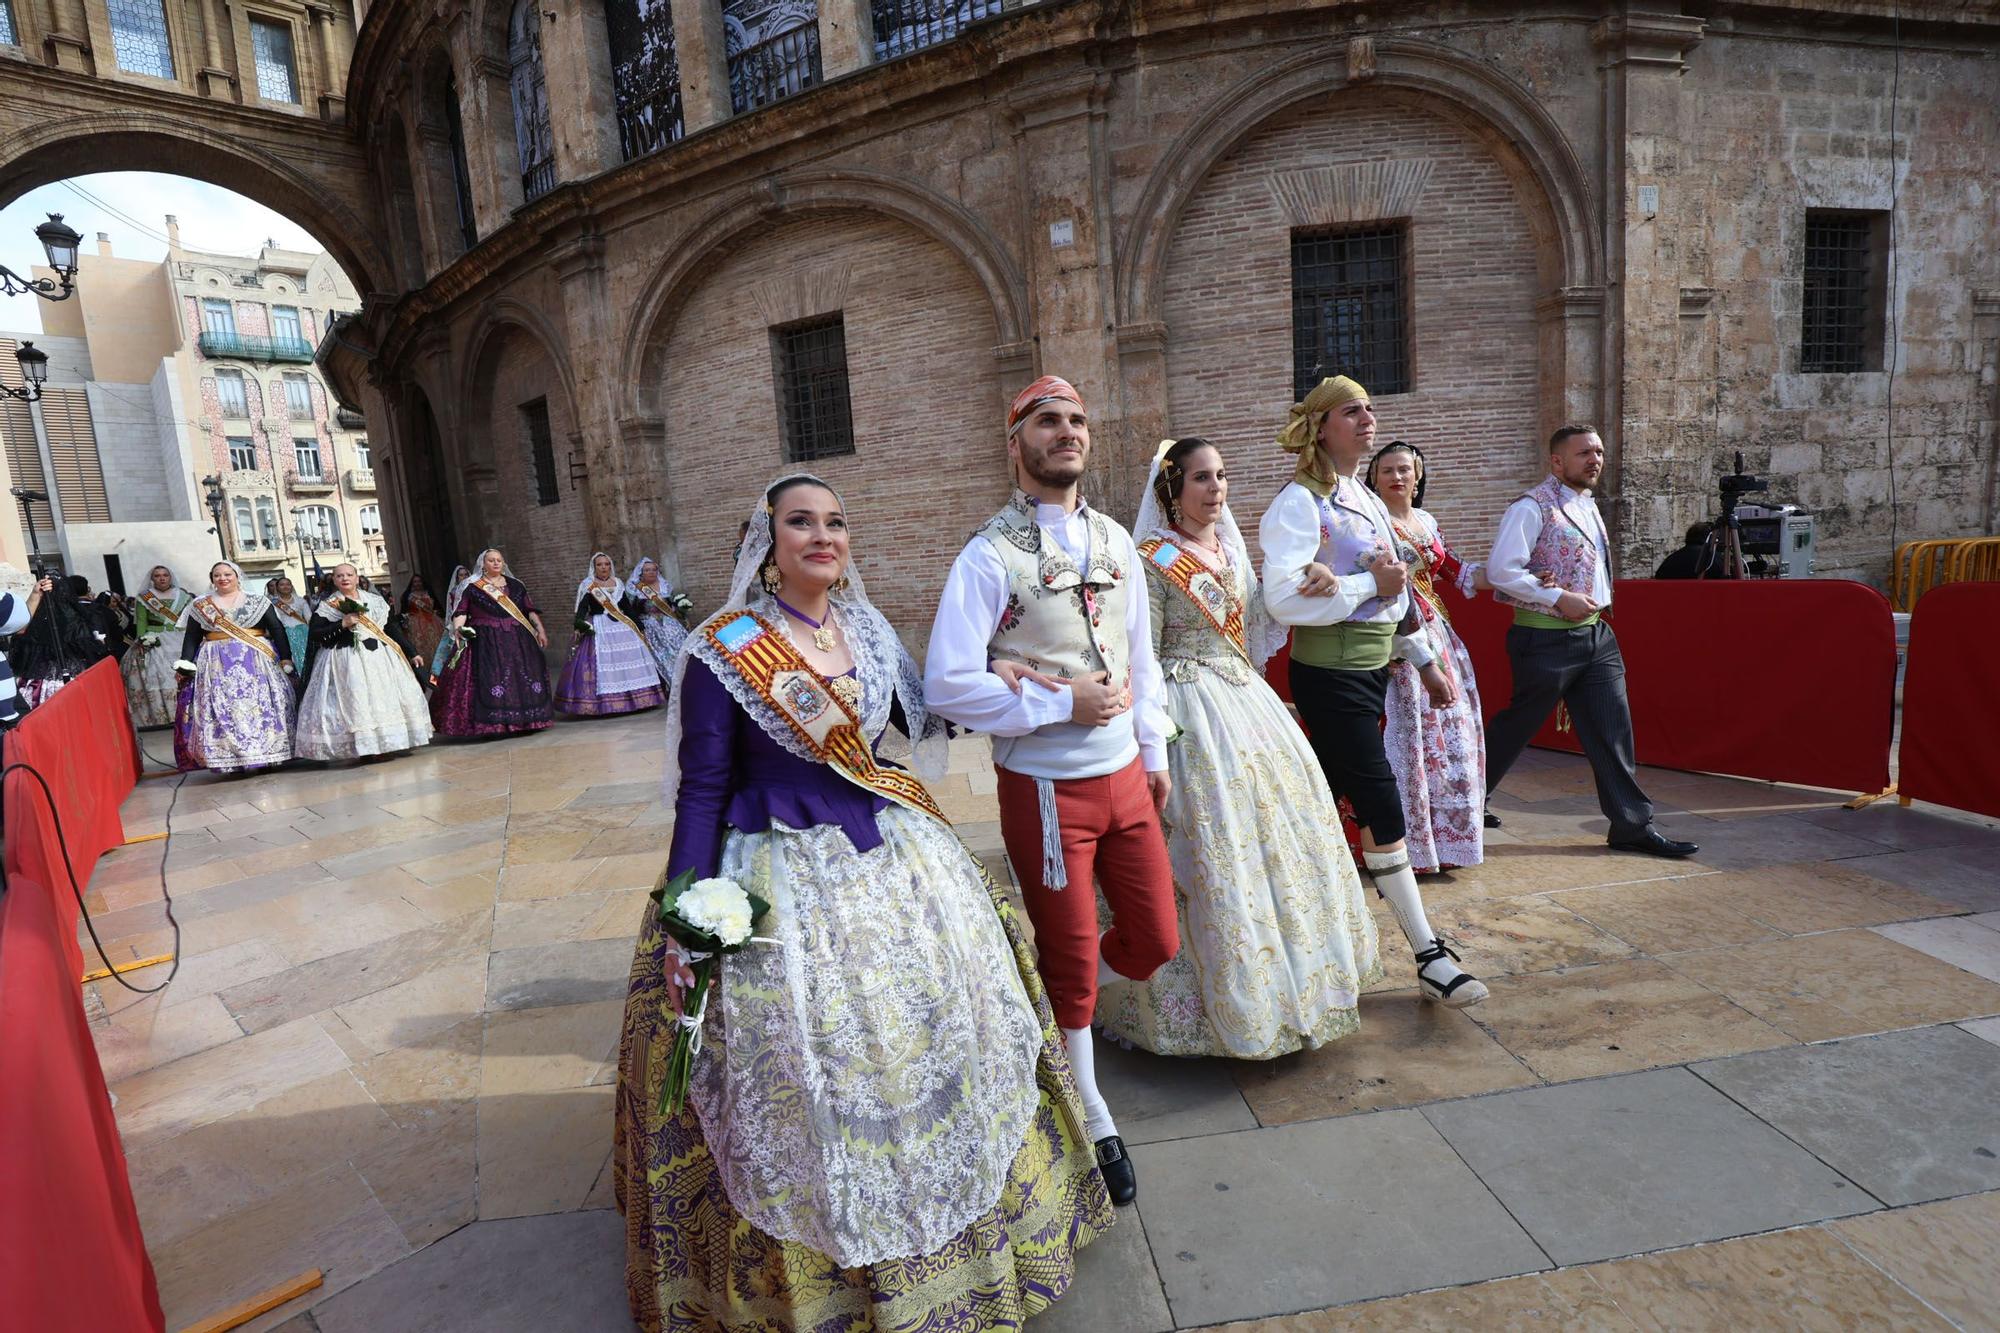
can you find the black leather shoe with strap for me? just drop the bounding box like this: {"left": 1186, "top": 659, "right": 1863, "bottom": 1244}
{"left": 1095, "top": 1135, "right": 1137, "bottom": 1206}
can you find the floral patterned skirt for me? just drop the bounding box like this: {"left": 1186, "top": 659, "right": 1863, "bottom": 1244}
{"left": 123, "top": 640, "right": 180, "bottom": 728}
{"left": 1096, "top": 665, "right": 1383, "bottom": 1059}
{"left": 1383, "top": 616, "right": 1486, "bottom": 873}
{"left": 174, "top": 639, "right": 295, "bottom": 773}
{"left": 429, "top": 622, "right": 552, "bottom": 736}
{"left": 614, "top": 815, "right": 1113, "bottom": 1331}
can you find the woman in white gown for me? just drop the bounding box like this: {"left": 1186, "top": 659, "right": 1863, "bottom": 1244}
{"left": 624, "top": 555, "right": 691, "bottom": 681}
{"left": 1095, "top": 437, "right": 1383, "bottom": 1058}
{"left": 295, "top": 562, "right": 435, "bottom": 761}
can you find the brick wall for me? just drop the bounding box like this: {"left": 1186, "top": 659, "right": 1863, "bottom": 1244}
{"left": 654, "top": 208, "right": 1005, "bottom": 641}
{"left": 1161, "top": 91, "right": 1544, "bottom": 562}
{"left": 477, "top": 329, "right": 589, "bottom": 614}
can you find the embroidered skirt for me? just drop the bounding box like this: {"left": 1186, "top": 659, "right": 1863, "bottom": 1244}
{"left": 556, "top": 616, "right": 664, "bottom": 716}
{"left": 175, "top": 639, "right": 295, "bottom": 773}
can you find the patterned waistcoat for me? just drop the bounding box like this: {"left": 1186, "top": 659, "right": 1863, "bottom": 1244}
{"left": 977, "top": 490, "right": 1131, "bottom": 685}
{"left": 1493, "top": 474, "right": 1607, "bottom": 612}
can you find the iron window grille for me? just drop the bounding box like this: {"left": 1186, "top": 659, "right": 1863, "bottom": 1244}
{"left": 106, "top": 0, "right": 175, "bottom": 78}
{"left": 215, "top": 370, "right": 250, "bottom": 418}
{"left": 523, "top": 398, "right": 559, "bottom": 505}
{"left": 1290, "top": 224, "right": 1411, "bottom": 401}
{"left": 729, "top": 23, "right": 821, "bottom": 115}
{"left": 228, "top": 436, "right": 258, "bottom": 471}
{"left": 0, "top": 2, "right": 19, "bottom": 47}
{"left": 608, "top": 0, "right": 685, "bottom": 161}
{"left": 294, "top": 438, "right": 324, "bottom": 478}
{"left": 283, "top": 372, "right": 314, "bottom": 420}
{"left": 509, "top": 0, "right": 558, "bottom": 199}
{"left": 1801, "top": 212, "right": 1881, "bottom": 373}
{"left": 774, "top": 315, "right": 856, "bottom": 463}
{"left": 250, "top": 17, "right": 300, "bottom": 104}
{"left": 871, "top": 0, "right": 1001, "bottom": 60}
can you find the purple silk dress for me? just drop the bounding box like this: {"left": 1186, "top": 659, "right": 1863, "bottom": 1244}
{"left": 666, "top": 659, "right": 887, "bottom": 880}
{"left": 430, "top": 578, "right": 552, "bottom": 737}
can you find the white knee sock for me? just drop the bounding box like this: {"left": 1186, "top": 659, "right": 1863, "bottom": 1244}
{"left": 1363, "top": 848, "right": 1470, "bottom": 986}
{"left": 1062, "top": 1025, "right": 1118, "bottom": 1142}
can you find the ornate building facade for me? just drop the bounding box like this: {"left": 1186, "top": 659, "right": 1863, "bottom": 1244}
{"left": 5, "top": 0, "right": 1994, "bottom": 631}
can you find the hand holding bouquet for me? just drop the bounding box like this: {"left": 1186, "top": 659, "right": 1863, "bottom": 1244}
{"left": 653, "top": 868, "right": 771, "bottom": 1114}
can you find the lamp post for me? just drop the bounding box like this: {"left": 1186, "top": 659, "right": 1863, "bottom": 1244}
{"left": 9, "top": 485, "right": 51, "bottom": 575}
{"left": 2, "top": 341, "right": 49, "bottom": 403}
{"left": 0, "top": 214, "right": 84, "bottom": 302}
{"left": 201, "top": 474, "right": 229, "bottom": 560}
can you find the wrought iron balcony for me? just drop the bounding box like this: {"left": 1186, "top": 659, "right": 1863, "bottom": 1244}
{"left": 198, "top": 331, "right": 316, "bottom": 364}
{"left": 522, "top": 157, "right": 558, "bottom": 202}
{"left": 287, "top": 470, "right": 336, "bottom": 494}
{"left": 346, "top": 467, "right": 376, "bottom": 493}
{"left": 871, "top": 0, "right": 1005, "bottom": 60}
{"left": 729, "top": 25, "right": 820, "bottom": 114}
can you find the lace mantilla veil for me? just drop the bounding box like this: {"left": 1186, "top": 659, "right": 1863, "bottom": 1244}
{"left": 659, "top": 473, "right": 948, "bottom": 809}
{"left": 444, "top": 549, "right": 525, "bottom": 628}
{"left": 1132, "top": 441, "right": 1290, "bottom": 670}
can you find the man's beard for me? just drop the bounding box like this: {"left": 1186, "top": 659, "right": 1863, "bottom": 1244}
{"left": 1022, "top": 445, "right": 1086, "bottom": 487}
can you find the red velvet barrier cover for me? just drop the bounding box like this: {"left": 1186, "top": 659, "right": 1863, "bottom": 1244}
{"left": 0, "top": 872, "right": 166, "bottom": 1332}
{"left": 3, "top": 656, "right": 143, "bottom": 980}
{"left": 1900, "top": 583, "right": 2000, "bottom": 819}
{"left": 1270, "top": 578, "right": 1895, "bottom": 795}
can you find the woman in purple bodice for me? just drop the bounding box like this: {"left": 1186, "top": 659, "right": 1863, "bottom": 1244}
{"left": 429, "top": 548, "right": 553, "bottom": 737}
{"left": 614, "top": 473, "right": 1111, "bottom": 1331}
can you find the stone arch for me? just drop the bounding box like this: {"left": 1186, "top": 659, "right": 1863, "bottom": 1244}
{"left": 1117, "top": 37, "right": 1601, "bottom": 327}
{"left": 620, "top": 168, "right": 1031, "bottom": 419}
{"left": 0, "top": 114, "right": 391, "bottom": 295}
{"left": 459, "top": 298, "right": 580, "bottom": 423}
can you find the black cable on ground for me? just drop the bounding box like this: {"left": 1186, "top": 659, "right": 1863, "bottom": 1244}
{"left": 1, "top": 760, "right": 184, "bottom": 995}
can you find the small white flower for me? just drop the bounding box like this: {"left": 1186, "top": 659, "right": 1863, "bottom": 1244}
{"left": 678, "top": 877, "right": 755, "bottom": 946}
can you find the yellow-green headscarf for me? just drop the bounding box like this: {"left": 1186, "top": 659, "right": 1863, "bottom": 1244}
{"left": 1277, "top": 376, "right": 1370, "bottom": 496}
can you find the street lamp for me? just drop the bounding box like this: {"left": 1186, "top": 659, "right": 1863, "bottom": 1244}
{"left": 201, "top": 474, "right": 229, "bottom": 560}
{"left": 9, "top": 485, "right": 51, "bottom": 574}
{"left": 0, "top": 213, "right": 84, "bottom": 301}
{"left": 3, "top": 341, "right": 49, "bottom": 402}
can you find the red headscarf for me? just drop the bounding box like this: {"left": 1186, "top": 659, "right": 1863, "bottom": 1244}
{"left": 1007, "top": 375, "right": 1085, "bottom": 436}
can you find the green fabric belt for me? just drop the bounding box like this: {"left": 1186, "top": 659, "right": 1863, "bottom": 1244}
{"left": 1291, "top": 619, "right": 1395, "bottom": 670}
{"left": 1513, "top": 606, "right": 1601, "bottom": 630}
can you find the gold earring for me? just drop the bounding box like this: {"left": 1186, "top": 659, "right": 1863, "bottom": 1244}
{"left": 833, "top": 574, "right": 850, "bottom": 593}
{"left": 760, "top": 564, "right": 782, "bottom": 593}
{"left": 1169, "top": 498, "right": 1182, "bottom": 525}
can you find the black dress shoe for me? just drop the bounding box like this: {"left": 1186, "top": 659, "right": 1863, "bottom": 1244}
{"left": 1483, "top": 811, "right": 1502, "bottom": 829}
{"left": 1095, "top": 1135, "right": 1137, "bottom": 1206}
{"left": 1608, "top": 827, "right": 1698, "bottom": 858}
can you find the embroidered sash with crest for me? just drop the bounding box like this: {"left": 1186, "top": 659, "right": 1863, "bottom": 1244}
{"left": 139, "top": 590, "right": 185, "bottom": 623}
{"left": 638, "top": 588, "right": 684, "bottom": 624}
{"left": 587, "top": 585, "right": 644, "bottom": 637}
{"left": 477, "top": 580, "right": 538, "bottom": 636}
{"left": 1137, "top": 536, "right": 1248, "bottom": 662}
{"left": 1391, "top": 519, "right": 1452, "bottom": 626}
{"left": 193, "top": 597, "right": 277, "bottom": 660}
{"left": 701, "top": 611, "right": 947, "bottom": 825}
{"left": 275, "top": 599, "right": 309, "bottom": 624}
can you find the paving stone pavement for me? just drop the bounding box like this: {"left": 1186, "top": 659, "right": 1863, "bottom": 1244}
{"left": 83, "top": 720, "right": 2000, "bottom": 1331}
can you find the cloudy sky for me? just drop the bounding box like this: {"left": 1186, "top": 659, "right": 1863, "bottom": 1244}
{"left": 0, "top": 173, "right": 328, "bottom": 335}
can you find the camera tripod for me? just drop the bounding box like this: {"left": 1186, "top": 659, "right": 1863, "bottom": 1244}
{"left": 1697, "top": 507, "right": 1750, "bottom": 579}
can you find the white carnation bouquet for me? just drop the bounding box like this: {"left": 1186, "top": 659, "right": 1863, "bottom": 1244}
{"left": 652, "top": 867, "right": 772, "bottom": 1114}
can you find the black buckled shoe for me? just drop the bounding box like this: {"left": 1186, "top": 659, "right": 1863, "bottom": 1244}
{"left": 1095, "top": 1135, "right": 1137, "bottom": 1206}
{"left": 1483, "top": 811, "right": 1503, "bottom": 829}
{"left": 1607, "top": 827, "right": 1699, "bottom": 859}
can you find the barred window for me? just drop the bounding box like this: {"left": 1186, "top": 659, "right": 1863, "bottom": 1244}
{"left": 522, "top": 398, "right": 558, "bottom": 505}
{"left": 607, "top": 0, "right": 684, "bottom": 159}
{"left": 1290, "top": 224, "right": 1411, "bottom": 400}
{"left": 1802, "top": 211, "right": 1886, "bottom": 374}
{"left": 215, "top": 369, "right": 249, "bottom": 417}
{"left": 107, "top": 0, "right": 175, "bottom": 78}
{"left": 871, "top": 0, "right": 1001, "bottom": 60}
{"left": 509, "top": 0, "right": 557, "bottom": 199}
{"left": 729, "top": 22, "right": 820, "bottom": 114}
{"left": 0, "top": 2, "right": 20, "bottom": 46}
{"left": 774, "top": 315, "right": 855, "bottom": 463}
{"left": 228, "top": 436, "right": 257, "bottom": 471}
{"left": 250, "top": 17, "right": 299, "bottom": 104}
